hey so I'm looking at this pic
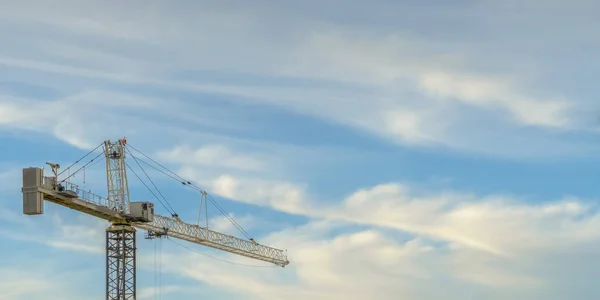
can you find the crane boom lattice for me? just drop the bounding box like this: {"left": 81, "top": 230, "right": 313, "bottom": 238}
{"left": 135, "top": 215, "right": 288, "bottom": 266}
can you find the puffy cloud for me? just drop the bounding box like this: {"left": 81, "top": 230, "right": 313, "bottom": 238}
{"left": 332, "top": 184, "right": 600, "bottom": 256}
{"left": 158, "top": 214, "right": 600, "bottom": 300}
{"left": 121, "top": 149, "right": 600, "bottom": 299}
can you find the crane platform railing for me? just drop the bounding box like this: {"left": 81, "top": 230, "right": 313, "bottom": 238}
{"left": 42, "top": 176, "right": 116, "bottom": 210}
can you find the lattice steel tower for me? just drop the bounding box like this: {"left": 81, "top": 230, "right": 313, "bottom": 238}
{"left": 104, "top": 139, "right": 136, "bottom": 300}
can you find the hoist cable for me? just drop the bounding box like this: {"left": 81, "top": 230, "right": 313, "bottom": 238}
{"left": 159, "top": 239, "right": 163, "bottom": 299}
{"left": 153, "top": 241, "right": 157, "bottom": 300}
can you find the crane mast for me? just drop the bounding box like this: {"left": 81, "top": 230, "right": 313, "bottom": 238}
{"left": 21, "top": 138, "right": 289, "bottom": 300}
{"left": 104, "top": 139, "right": 136, "bottom": 300}
{"left": 106, "top": 224, "right": 136, "bottom": 300}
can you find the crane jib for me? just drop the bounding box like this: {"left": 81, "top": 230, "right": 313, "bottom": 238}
{"left": 22, "top": 166, "right": 289, "bottom": 267}
{"left": 133, "top": 214, "right": 289, "bottom": 267}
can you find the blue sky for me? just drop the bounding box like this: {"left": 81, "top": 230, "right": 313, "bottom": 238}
{"left": 1, "top": 0, "right": 600, "bottom": 299}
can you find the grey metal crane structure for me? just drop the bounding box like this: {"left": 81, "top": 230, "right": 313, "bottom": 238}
{"left": 21, "top": 138, "right": 289, "bottom": 299}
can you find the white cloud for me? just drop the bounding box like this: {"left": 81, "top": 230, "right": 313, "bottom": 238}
{"left": 0, "top": 210, "right": 106, "bottom": 255}
{"left": 207, "top": 175, "right": 305, "bottom": 212}
{"left": 160, "top": 153, "right": 600, "bottom": 298}
{"left": 206, "top": 213, "right": 256, "bottom": 235}
{"left": 137, "top": 285, "right": 187, "bottom": 300}
{"left": 0, "top": 206, "right": 29, "bottom": 226}
{"left": 0, "top": 276, "right": 52, "bottom": 300}
{"left": 162, "top": 146, "right": 600, "bottom": 259}
{"left": 0, "top": 91, "right": 253, "bottom": 150}
{"left": 157, "top": 215, "right": 600, "bottom": 300}
{"left": 166, "top": 168, "right": 302, "bottom": 219}
{"left": 330, "top": 184, "right": 600, "bottom": 256}
{"left": 278, "top": 28, "right": 574, "bottom": 134}
{"left": 0, "top": 263, "right": 96, "bottom": 300}
{"left": 157, "top": 145, "right": 267, "bottom": 172}
{"left": 0, "top": 0, "right": 594, "bottom": 158}
{"left": 0, "top": 168, "right": 20, "bottom": 193}
{"left": 4, "top": 167, "right": 600, "bottom": 299}
{"left": 200, "top": 173, "right": 600, "bottom": 257}
{"left": 418, "top": 70, "right": 571, "bottom": 127}
{"left": 0, "top": 92, "right": 159, "bottom": 149}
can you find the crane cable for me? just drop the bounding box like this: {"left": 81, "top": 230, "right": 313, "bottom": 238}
{"left": 56, "top": 142, "right": 252, "bottom": 240}
{"left": 57, "top": 142, "right": 104, "bottom": 177}
{"left": 125, "top": 143, "right": 250, "bottom": 237}
{"left": 139, "top": 157, "right": 251, "bottom": 238}
{"left": 125, "top": 162, "right": 175, "bottom": 216}
{"left": 57, "top": 142, "right": 178, "bottom": 218}
{"left": 198, "top": 193, "right": 209, "bottom": 229}
{"left": 125, "top": 144, "right": 252, "bottom": 239}
{"left": 124, "top": 146, "right": 177, "bottom": 214}
{"left": 154, "top": 240, "right": 157, "bottom": 300}
{"left": 59, "top": 151, "right": 104, "bottom": 184}
{"left": 153, "top": 238, "right": 163, "bottom": 300}
{"left": 87, "top": 155, "right": 105, "bottom": 169}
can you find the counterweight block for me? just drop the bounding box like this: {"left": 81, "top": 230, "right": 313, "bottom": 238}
{"left": 22, "top": 167, "right": 44, "bottom": 215}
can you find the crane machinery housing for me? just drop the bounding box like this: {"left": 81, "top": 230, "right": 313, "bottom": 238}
{"left": 21, "top": 138, "right": 289, "bottom": 300}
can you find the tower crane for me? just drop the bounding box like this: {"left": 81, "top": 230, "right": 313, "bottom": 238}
{"left": 21, "top": 138, "right": 289, "bottom": 299}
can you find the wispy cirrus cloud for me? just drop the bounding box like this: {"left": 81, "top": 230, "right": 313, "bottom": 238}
{"left": 138, "top": 141, "right": 600, "bottom": 299}
{"left": 154, "top": 143, "right": 600, "bottom": 258}
{"left": 0, "top": 259, "right": 99, "bottom": 300}
{"left": 156, "top": 145, "right": 268, "bottom": 172}
{"left": 196, "top": 171, "right": 600, "bottom": 257}
{"left": 156, "top": 208, "right": 600, "bottom": 300}
{"left": 0, "top": 0, "right": 598, "bottom": 158}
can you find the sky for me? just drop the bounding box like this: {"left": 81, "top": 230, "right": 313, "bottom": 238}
{"left": 1, "top": 0, "right": 600, "bottom": 299}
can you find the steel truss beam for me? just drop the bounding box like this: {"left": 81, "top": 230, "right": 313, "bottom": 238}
{"left": 106, "top": 224, "right": 136, "bottom": 300}
{"left": 134, "top": 214, "right": 289, "bottom": 266}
